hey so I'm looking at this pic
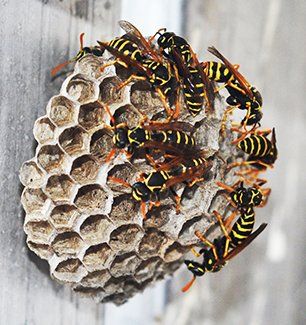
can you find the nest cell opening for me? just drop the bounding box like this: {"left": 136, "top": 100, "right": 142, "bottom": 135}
{"left": 37, "top": 144, "right": 65, "bottom": 173}
{"left": 70, "top": 155, "right": 100, "bottom": 184}
{"left": 80, "top": 214, "right": 114, "bottom": 245}
{"left": 49, "top": 96, "right": 76, "bottom": 127}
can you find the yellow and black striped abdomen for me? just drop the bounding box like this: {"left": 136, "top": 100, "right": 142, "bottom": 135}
{"left": 205, "top": 62, "right": 233, "bottom": 83}
{"left": 108, "top": 37, "right": 143, "bottom": 62}
{"left": 182, "top": 67, "right": 205, "bottom": 115}
{"left": 230, "top": 207, "right": 255, "bottom": 247}
{"left": 238, "top": 135, "right": 272, "bottom": 157}
{"left": 170, "top": 157, "right": 206, "bottom": 176}
{"left": 165, "top": 130, "right": 195, "bottom": 148}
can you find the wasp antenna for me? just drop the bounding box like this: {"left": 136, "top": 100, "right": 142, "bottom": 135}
{"left": 79, "top": 32, "right": 85, "bottom": 50}
{"left": 50, "top": 60, "right": 71, "bottom": 77}
{"left": 181, "top": 276, "right": 196, "bottom": 292}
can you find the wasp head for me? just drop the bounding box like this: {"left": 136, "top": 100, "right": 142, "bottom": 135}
{"left": 131, "top": 182, "right": 151, "bottom": 202}
{"left": 113, "top": 125, "right": 129, "bottom": 149}
{"left": 184, "top": 260, "right": 206, "bottom": 277}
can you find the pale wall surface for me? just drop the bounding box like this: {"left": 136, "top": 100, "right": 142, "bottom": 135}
{"left": 0, "top": 1, "right": 120, "bottom": 324}
{"left": 0, "top": 0, "right": 305, "bottom": 325}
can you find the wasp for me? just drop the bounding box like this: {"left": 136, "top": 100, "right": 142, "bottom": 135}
{"left": 228, "top": 128, "right": 278, "bottom": 172}
{"left": 203, "top": 47, "right": 263, "bottom": 127}
{"left": 51, "top": 33, "right": 104, "bottom": 77}
{"left": 182, "top": 210, "right": 267, "bottom": 291}
{"left": 156, "top": 31, "right": 193, "bottom": 66}
{"left": 108, "top": 156, "right": 212, "bottom": 218}
{"left": 103, "top": 104, "right": 199, "bottom": 163}
{"left": 152, "top": 30, "right": 215, "bottom": 115}
{"left": 98, "top": 21, "right": 179, "bottom": 117}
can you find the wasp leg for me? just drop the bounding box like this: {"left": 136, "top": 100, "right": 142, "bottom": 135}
{"left": 140, "top": 201, "right": 148, "bottom": 219}
{"left": 190, "top": 247, "right": 201, "bottom": 257}
{"left": 195, "top": 230, "right": 218, "bottom": 261}
{"left": 224, "top": 210, "right": 238, "bottom": 231}
{"left": 116, "top": 75, "right": 147, "bottom": 91}
{"left": 227, "top": 160, "right": 273, "bottom": 172}
{"left": 136, "top": 172, "right": 148, "bottom": 182}
{"left": 220, "top": 106, "right": 235, "bottom": 137}
{"left": 156, "top": 88, "right": 173, "bottom": 117}
{"left": 107, "top": 176, "right": 131, "bottom": 188}
{"left": 231, "top": 123, "right": 257, "bottom": 145}
{"left": 215, "top": 181, "right": 235, "bottom": 193}
{"left": 105, "top": 148, "right": 117, "bottom": 163}
{"left": 213, "top": 210, "right": 232, "bottom": 257}
{"left": 258, "top": 188, "right": 271, "bottom": 207}
{"left": 102, "top": 103, "right": 116, "bottom": 125}
{"left": 100, "top": 59, "right": 127, "bottom": 72}
{"left": 187, "top": 177, "right": 204, "bottom": 187}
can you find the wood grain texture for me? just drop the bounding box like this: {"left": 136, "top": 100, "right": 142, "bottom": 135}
{"left": 0, "top": 1, "right": 120, "bottom": 324}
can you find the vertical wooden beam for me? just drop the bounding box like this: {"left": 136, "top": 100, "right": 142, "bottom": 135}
{"left": 0, "top": 1, "right": 120, "bottom": 324}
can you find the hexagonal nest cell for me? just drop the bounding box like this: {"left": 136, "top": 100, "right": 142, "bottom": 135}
{"left": 20, "top": 49, "right": 239, "bottom": 305}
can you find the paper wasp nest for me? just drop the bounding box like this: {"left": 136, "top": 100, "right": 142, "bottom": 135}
{"left": 20, "top": 53, "right": 238, "bottom": 305}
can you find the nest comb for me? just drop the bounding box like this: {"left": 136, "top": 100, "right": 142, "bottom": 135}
{"left": 19, "top": 53, "right": 238, "bottom": 305}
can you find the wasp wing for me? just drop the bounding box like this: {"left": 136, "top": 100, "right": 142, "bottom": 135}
{"left": 97, "top": 41, "right": 151, "bottom": 76}
{"left": 221, "top": 223, "right": 268, "bottom": 263}
{"left": 208, "top": 46, "right": 254, "bottom": 99}
{"left": 118, "top": 20, "right": 162, "bottom": 62}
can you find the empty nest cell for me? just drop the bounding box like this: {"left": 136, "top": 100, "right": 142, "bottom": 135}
{"left": 37, "top": 144, "right": 65, "bottom": 173}
{"left": 109, "top": 224, "right": 144, "bottom": 254}
{"left": 70, "top": 155, "right": 100, "bottom": 184}
{"left": 107, "top": 164, "right": 136, "bottom": 193}
{"left": 137, "top": 228, "right": 168, "bottom": 259}
{"left": 144, "top": 205, "right": 172, "bottom": 229}
{"left": 134, "top": 257, "right": 162, "bottom": 282}
{"left": 77, "top": 54, "right": 105, "bottom": 79}
{"left": 33, "top": 117, "right": 56, "bottom": 144}
{"left": 66, "top": 74, "right": 97, "bottom": 104}
{"left": 108, "top": 194, "right": 139, "bottom": 223}
{"left": 99, "top": 76, "right": 125, "bottom": 103}
{"left": 49, "top": 204, "right": 80, "bottom": 230}
{"left": 112, "top": 104, "right": 141, "bottom": 128}
{"left": 59, "top": 126, "right": 89, "bottom": 156}
{"left": 110, "top": 253, "right": 142, "bottom": 277}
{"left": 48, "top": 95, "right": 77, "bottom": 127}
{"left": 52, "top": 232, "right": 84, "bottom": 256}
{"left": 21, "top": 188, "right": 48, "bottom": 214}
{"left": 19, "top": 161, "right": 45, "bottom": 188}
{"left": 25, "top": 220, "right": 54, "bottom": 243}
{"left": 163, "top": 242, "right": 187, "bottom": 263}
{"left": 80, "top": 215, "right": 114, "bottom": 245}
{"left": 89, "top": 128, "right": 113, "bottom": 162}
{"left": 45, "top": 174, "right": 75, "bottom": 202}
{"left": 78, "top": 101, "right": 106, "bottom": 131}
{"left": 130, "top": 83, "right": 165, "bottom": 116}
{"left": 82, "top": 243, "right": 115, "bottom": 270}
{"left": 27, "top": 241, "right": 54, "bottom": 260}
{"left": 54, "top": 258, "right": 86, "bottom": 282}
{"left": 74, "top": 184, "right": 108, "bottom": 212}
{"left": 79, "top": 269, "right": 111, "bottom": 288}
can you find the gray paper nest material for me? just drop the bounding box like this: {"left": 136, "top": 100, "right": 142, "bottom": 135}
{"left": 19, "top": 53, "right": 238, "bottom": 305}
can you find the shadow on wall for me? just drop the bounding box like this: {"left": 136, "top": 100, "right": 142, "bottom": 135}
{"left": 36, "top": 0, "right": 113, "bottom": 19}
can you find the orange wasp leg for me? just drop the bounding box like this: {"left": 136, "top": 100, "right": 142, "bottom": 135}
{"left": 213, "top": 210, "right": 232, "bottom": 257}
{"left": 194, "top": 230, "right": 218, "bottom": 261}
{"left": 116, "top": 75, "right": 147, "bottom": 91}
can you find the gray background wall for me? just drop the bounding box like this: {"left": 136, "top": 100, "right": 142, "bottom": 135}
{"left": 0, "top": 0, "right": 305, "bottom": 324}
